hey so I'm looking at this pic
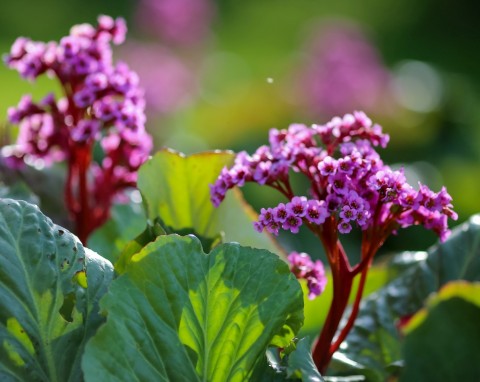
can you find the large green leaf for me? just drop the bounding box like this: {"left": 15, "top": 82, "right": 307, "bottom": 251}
{"left": 400, "top": 281, "right": 480, "bottom": 381}
{"left": 0, "top": 198, "right": 113, "bottom": 382}
{"left": 330, "top": 214, "right": 480, "bottom": 381}
{"left": 82, "top": 234, "right": 303, "bottom": 381}
{"left": 136, "top": 149, "right": 283, "bottom": 251}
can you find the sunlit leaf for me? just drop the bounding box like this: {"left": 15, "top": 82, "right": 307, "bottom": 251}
{"left": 83, "top": 234, "right": 303, "bottom": 381}
{"left": 116, "top": 149, "right": 284, "bottom": 270}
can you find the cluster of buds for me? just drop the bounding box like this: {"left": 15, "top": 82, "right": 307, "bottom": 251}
{"left": 2, "top": 15, "right": 152, "bottom": 243}
{"left": 254, "top": 197, "right": 329, "bottom": 235}
{"left": 211, "top": 111, "right": 457, "bottom": 244}
{"left": 288, "top": 252, "right": 327, "bottom": 299}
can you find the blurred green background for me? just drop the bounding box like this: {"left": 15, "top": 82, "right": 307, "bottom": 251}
{"left": 1, "top": 0, "right": 479, "bottom": 258}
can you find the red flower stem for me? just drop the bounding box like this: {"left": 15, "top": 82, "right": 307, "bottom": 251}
{"left": 329, "top": 257, "right": 370, "bottom": 356}
{"left": 312, "top": 227, "right": 381, "bottom": 374}
{"left": 66, "top": 144, "right": 93, "bottom": 245}
{"left": 92, "top": 145, "right": 119, "bottom": 226}
{"left": 65, "top": 158, "right": 76, "bottom": 213}
{"left": 350, "top": 252, "right": 372, "bottom": 276}
{"left": 78, "top": 146, "right": 91, "bottom": 244}
{"left": 311, "top": 216, "right": 355, "bottom": 374}
{"left": 309, "top": 215, "right": 384, "bottom": 374}
{"left": 271, "top": 187, "right": 380, "bottom": 373}
{"left": 312, "top": 249, "right": 353, "bottom": 374}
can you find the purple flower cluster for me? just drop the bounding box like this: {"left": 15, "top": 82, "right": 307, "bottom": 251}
{"left": 254, "top": 197, "right": 329, "bottom": 235}
{"left": 288, "top": 252, "right": 327, "bottom": 299}
{"left": 6, "top": 15, "right": 126, "bottom": 80}
{"left": 3, "top": 15, "right": 152, "bottom": 188}
{"left": 211, "top": 111, "right": 457, "bottom": 242}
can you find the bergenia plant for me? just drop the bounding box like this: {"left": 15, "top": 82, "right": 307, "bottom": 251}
{"left": 3, "top": 13, "right": 479, "bottom": 382}
{"left": 2, "top": 15, "right": 152, "bottom": 244}
{"left": 210, "top": 111, "right": 458, "bottom": 373}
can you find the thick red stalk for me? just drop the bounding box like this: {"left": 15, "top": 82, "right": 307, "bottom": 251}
{"left": 310, "top": 216, "right": 383, "bottom": 374}
{"left": 312, "top": 257, "right": 353, "bottom": 374}
{"left": 274, "top": 184, "right": 380, "bottom": 374}
{"left": 77, "top": 145, "right": 92, "bottom": 244}
{"left": 65, "top": 144, "right": 94, "bottom": 245}
{"left": 311, "top": 217, "right": 355, "bottom": 374}
{"left": 329, "top": 259, "right": 370, "bottom": 355}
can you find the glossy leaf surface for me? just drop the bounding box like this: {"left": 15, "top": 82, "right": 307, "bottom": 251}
{"left": 0, "top": 199, "right": 113, "bottom": 382}
{"left": 83, "top": 234, "right": 303, "bottom": 381}
{"left": 87, "top": 201, "right": 145, "bottom": 263}
{"left": 137, "top": 149, "right": 282, "bottom": 251}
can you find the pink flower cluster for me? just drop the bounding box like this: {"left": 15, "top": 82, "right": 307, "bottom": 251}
{"left": 211, "top": 111, "right": 457, "bottom": 242}
{"left": 288, "top": 252, "right": 327, "bottom": 299}
{"left": 3, "top": 15, "right": 152, "bottom": 187}
{"left": 3, "top": 15, "right": 153, "bottom": 242}
{"left": 254, "top": 197, "right": 329, "bottom": 235}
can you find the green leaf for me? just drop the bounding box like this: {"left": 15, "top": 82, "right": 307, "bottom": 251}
{"left": 113, "top": 218, "right": 164, "bottom": 274}
{"left": 252, "top": 338, "right": 326, "bottom": 381}
{"left": 400, "top": 281, "right": 480, "bottom": 381}
{"left": 123, "top": 149, "right": 283, "bottom": 262}
{"left": 83, "top": 234, "right": 303, "bottom": 381}
{"left": 138, "top": 149, "right": 233, "bottom": 237}
{"left": 114, "top": 216, "right": 225, "bottom": 274}
{"left": 287, "top": 338, "right": 324, "bottom": 381}
{"left": 0, "top": 198, "right": 113, "bottom": 382}
{"left": 330, "top": 214, "right": 480, "bottom": 381}
{"left": 87, "top": 200, "right": 145, "bottom": 263}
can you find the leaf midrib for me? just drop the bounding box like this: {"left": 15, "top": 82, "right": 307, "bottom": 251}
{"left": 6, "top": 205, "right": 57, "bottom": 381}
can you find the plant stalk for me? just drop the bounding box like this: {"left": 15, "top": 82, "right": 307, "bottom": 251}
{"left": 66, "top": 144, "right": 93, "bottom": 245}
{"left": 311, "top": 217, "right": 382, "bottom": 374}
